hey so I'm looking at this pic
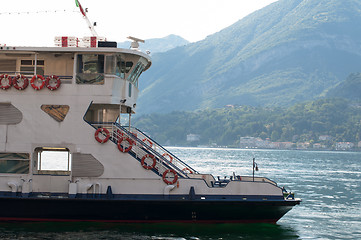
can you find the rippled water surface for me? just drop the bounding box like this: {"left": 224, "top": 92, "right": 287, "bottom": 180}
{"left": 0, "top": 148, "right": 360, "bottom": 239}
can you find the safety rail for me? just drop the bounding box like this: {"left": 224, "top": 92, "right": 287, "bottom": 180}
{"left": 0, "top": 73, "right": 73, "bottom": 84}
{"left": 240, "top": 176, "right": 277, "bottom": 185}
{"left": 118, "top": 124, "right": 198, "bottom": 174}
{"left": 90, "top": 122, "right": 197, "bottom": 179}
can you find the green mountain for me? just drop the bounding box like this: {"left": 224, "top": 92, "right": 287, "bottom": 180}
{"left": 326, "top": 73, "right": 361, "bottom": 100}
{"left": 136, "top": 0, "right": 361, "bottom": 114}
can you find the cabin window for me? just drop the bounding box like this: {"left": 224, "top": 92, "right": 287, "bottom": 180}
{"left": 0, "top": 153, "right": 29, "bottom": 174}
{"left": 20, "top": 59, "right": 44, "bottom": 76}
{"left": 0, "top": 60, "right": 16, "bottom": 74}
{"left": 115, "top": 56, "right": 125, "bottom": 78}
{"left": 76, "top": 54, "right": 104, "bottom": 84}
{"left": 128, "top": 82, "right": 132, "bottom": 97}
{"left": 105, "top": 55, "right": 116, "bottom": 74}
{"left": 115, "top": 56, "right": 133, "bottom": 78}
{"left": 84, "top": 103, "right": 120, "bottom": 123}
{"left": 127, "top": 62, "right": 144, "bottom": 88}
{"left": 35, "top": 147, "right": 71, "bottom": 174}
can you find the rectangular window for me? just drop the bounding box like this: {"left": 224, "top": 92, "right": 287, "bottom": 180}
{"left": 115, "top": 56, "right": 134, "bottom": 79}
{"left": 21, "top": 60, "right": 33, "bottom": 65}
{"left": 0, "top": 60, "right": 16, "bottom": 74}
{"left": 76, "top": 54, "right": 105, "bottom": 84}
{"left": 127, "top": 62, "right": 144, "bottom": 88}
{"left": 20, "top": 59, "right": 44, "bottom": 76}
{"left": 115, "top": 56, "right": 125, "bottom": 78}
{"left": 83, "top": 103, "right": 120, "bottom": 123}
{"left": 35, "top": 147, "right": 71, "bottom": 175}
{"left": 0, "top": 153, "right": 29, "bottom": 174}
{"left": 105, "top": 55, "right": 116, "bottom": 74}
{"left": 128, "top": 82, "right": 132, "bottom": 97}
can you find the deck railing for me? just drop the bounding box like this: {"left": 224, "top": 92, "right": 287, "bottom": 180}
{"left": 87, "top": 121, "right": 278, "bottom": 188}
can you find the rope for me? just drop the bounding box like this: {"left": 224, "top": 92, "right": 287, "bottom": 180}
{"left": 0, "top": 9, "right": 77, "bottom": 15}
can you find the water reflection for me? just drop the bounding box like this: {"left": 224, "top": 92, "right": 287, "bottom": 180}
{"left": 0, "top": 222, "right": 300, "bottom": 240}
{"left": 1, "top": 148, "right": 360, "bottom": 239}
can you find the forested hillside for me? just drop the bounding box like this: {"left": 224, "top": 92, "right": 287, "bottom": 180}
{"left": 326, "top": 73, "right": 361, "bottom": 100}
{"left": 137, "top": 0, "right": 361, "bottom": 114}
{"left": 133, "top": 98, "right": 361, "bottom": 147}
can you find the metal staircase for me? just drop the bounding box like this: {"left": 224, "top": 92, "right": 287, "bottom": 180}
{"left": 90, "top": 122, "right": 198, "bottom": 180}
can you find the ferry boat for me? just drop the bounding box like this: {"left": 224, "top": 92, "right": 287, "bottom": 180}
{"left": 0, "top": 36, "right": 301, "bottom": 223}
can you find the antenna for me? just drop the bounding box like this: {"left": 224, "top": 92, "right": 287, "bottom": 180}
{"left": 75, "top": 0, "right": 98, "bottom": 37}
{"left": 127, "top": 36, "right": 145, "bottom": 49}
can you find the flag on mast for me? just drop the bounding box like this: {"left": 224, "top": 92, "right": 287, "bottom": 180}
{"left": 75, "top": 0, "right": 86, "bottom": 17}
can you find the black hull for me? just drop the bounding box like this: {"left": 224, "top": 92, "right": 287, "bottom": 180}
{"left": 0, "top": 196, "right": 299, "bottom": 223}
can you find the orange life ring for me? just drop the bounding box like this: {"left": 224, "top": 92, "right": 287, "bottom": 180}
{"left": 142, "top": 138, "right": 153, "bottom": 148}
{"left": 31, "top": 75, "right": 45, "bottom": 90}
{"left": 13, "top": 75, "right": 29, "bottom": 90}
{"left": 182, "top": 167, "right": 193, "bottom": 174}
{"left": 162, "top": 169, "right": 178, "bottom": 185}
{"left": 45, "top": 75, "right": 61, "bottom": 90}
{"left": 94, "top": 128, "right": 110, "bottom": 143}
{"left": 162, "top": 153, "right": 173, "bottom": 163}
{"left": 0, "top": 74, "right": 12, "bottom": 90}
{"left": 141, "top": 154, "right": 156, "bottom": 170}
{"left": 117, "top": 137, "right": 133, "bottom": 152}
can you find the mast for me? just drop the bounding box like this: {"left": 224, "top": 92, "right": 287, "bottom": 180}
{"left": 75, "top": 0, "right": 98, "bottom": 36}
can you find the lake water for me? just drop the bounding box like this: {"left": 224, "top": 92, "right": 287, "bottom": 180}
{"left": 0, "top": 147, "right": 360, "bottom": 240}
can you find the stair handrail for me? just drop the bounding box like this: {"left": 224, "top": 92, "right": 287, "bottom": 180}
{"left": 114, "top": 124, "right": 193, "bottom": 178}
{"left": 115, "top": 123, "right": 198, "bottom": 175}
{"left": 87, "top": 121, "right": 196, "bottom": 178}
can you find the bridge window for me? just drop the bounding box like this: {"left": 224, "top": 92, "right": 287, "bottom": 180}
{"left": 116, "top": 55, "right": 133, "bottom": 78}
{"left": 127, "top": 62, "right": 144, "bottom": 88}
{"left": 76, "top": 54, "right": 104, "bottom": 84}
{"left": 105, "top": 55, "right": 116, "bottom": 75}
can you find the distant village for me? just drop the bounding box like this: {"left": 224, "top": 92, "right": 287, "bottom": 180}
{"left": 186, "top": 134, "right": 360, "bottom": 151}
{"left": 238, "top": 136, "right": 358, "bottom": 151}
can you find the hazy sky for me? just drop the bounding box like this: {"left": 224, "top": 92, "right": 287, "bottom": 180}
{"left": 1, "top": 0, "right": 277, "bottom": 46}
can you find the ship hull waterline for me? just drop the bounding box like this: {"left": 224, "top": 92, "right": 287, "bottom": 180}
{"left": 0, "top": 196, "right": 299, "bottom": 223}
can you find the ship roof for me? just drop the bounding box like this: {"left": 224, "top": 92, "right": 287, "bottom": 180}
{"left": 0, "top": 45, "right": 152, "bottom": 70}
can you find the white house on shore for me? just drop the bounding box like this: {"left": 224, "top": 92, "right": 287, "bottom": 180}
{"left": 335, "top": 142, "right": 354, "bottom": 150}
{"left": 187, "top": 134, "right": 200, "bottom": 142}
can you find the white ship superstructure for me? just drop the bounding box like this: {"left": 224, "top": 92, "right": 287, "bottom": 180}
{"left": 0, "top": 37, "right": 300, "bottom": 223}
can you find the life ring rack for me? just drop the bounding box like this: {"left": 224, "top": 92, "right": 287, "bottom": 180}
{"left": 162, "top": 169, "right": 178, "bottom": 185}
{"left": 141, "top": 154, "right": 157, "bottom": 170}
{"left": 94, "top": 128, "right": 110, "bottom": 143}
{"left": 13, "top": 75, "right": 29, "bottom": 90}
{"left": 162, "top": 152, "right": 173, "bottom": 163}
{"left": 30, "top": 75, "right": 45, "bottom": 90}
{"left": 117, "top": 137, "right": 133, "bottom": 153}
{"left": 142, "top": 138, "right": 153, "bottom": 148}
{"left": 0, "top": 74, "right": 12, "bottom": 90}
{"left": 45, "top": 75, "right": 61, "bottom": 90}
{"left": 182, "top": 167, "right": 193, "bottom": 174}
